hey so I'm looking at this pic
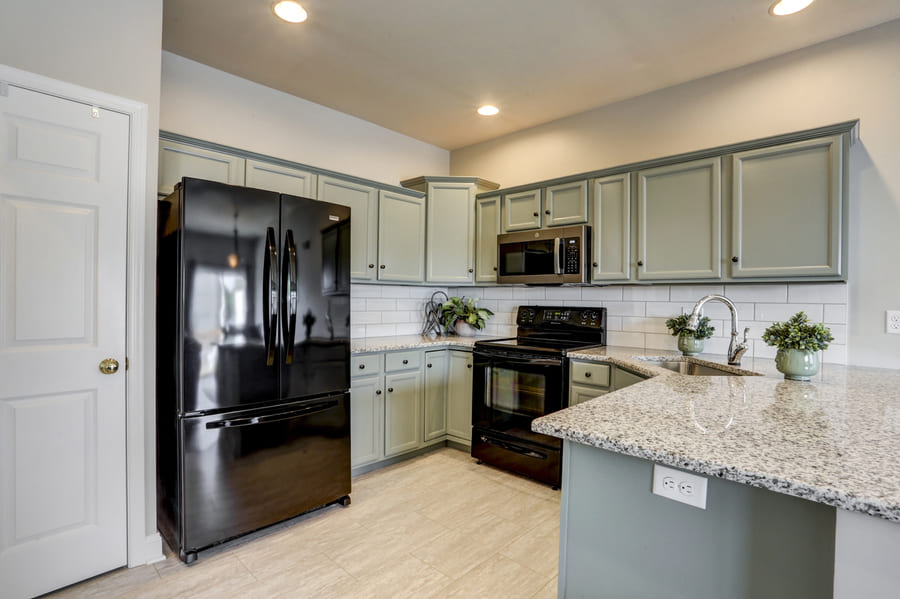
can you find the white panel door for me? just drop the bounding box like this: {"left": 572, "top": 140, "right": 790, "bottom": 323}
{"left": 0, "top": 85, "right": 128, "bottom": 598}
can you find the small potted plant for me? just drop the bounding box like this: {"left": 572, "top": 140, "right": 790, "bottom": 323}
{"left": 762, "top": 311, "right": 833, "bottom": 381}
{"left": 666, "top": 313, "right": 715, "bottom": 356}
{"left": 440, "top": 296, "right": 494, "bottom": 337}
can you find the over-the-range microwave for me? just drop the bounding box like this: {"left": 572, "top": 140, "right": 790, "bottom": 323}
{"left": 496, "top": 224, "right": 591, "bottom": 285}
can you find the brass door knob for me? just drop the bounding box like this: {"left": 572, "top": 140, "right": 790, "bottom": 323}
{"left": 99, "top": 358, "right": 119, "bottom": 375}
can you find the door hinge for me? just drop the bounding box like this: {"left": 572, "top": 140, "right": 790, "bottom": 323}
{"left": 91, "top": 106, "right": 100, "bottom": 119}
{"left": 125, "top": 357, "right": 129, "bottom": 371}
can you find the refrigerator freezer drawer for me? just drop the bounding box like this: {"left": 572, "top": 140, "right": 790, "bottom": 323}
{"left": 179, "top": 393, "right": 350, "bottom": 555}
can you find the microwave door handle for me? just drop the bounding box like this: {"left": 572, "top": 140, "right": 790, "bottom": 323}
{"left": 554, "top": 238, "right": 563, "bottom": 275}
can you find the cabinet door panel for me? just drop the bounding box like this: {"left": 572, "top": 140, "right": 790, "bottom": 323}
{"left": 245, "top": 159, "right": 317, "bottom": 198}
{"left": 350, "top": 376, "right": 382, "bottom": 467}
{"left": 158, "top": 140, "right": 244, "bottom": 196}
{"left": 424, "top": 351, "right": 448, "bottom": 442}
{"left": 637, "top": 158, "right": 721, "bottom": 280}
{"left": 378, "top": 191, "right": 425, "bottom": 282}
{"left": 384, "top": 371, "right": 422, "bottom": 457}
{"left": 317, "top": 176, "right": 378, "bottom": 281}
{"left": 612, "top": 368, "right": 646, "bottom": 391}
{"left": 475, "top": 195, "right": 501, "bottom": 284}
{"left": 546, "top": 180, "right": 588, "bottom": 227}
{"left": 426, "top": 183, "right": 474, "bottom": 283}
{"left": 592, "top": 174, "right": 631, "bottom": 281}
{"left": 503, "top": 189, "right": 542, "bottom": 232}
{"left": 731, "top": 135, "right": 843, "bottom": 278}
{"left": 446, "top": 350, "right": 473, "bottom": 442}
{"left": 569, "top": 384, "right": 608, "bottom": 407}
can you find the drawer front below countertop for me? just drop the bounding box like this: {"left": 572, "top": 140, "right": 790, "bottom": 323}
{"left": 352, "top": 354, "right": 383, "bottom": 378}
{"left": 385, "top": 350, "right": 422, "bottom": 372}
{"left": 571, "top": 361, "right": 611, "bottom": 387}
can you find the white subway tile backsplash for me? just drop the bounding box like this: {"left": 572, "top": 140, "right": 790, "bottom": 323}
{"left": 582, "top": 287, "right": 624, "bottom": 301}
{"left": 645, "top": 333, "right": 678, "bottom": 352}
{"left": 669, "top": 284, "right": 725, "bottom": 301}
{"left": 824, "top": 304, "right": 848, "bottom": 324}
{"left": 396, "top": 299, "right": 425, "bottom": 311}
{"left": 408, "top": 286, "right": 450, "bottom": 299}
{"left": 352, "top": 311, "right": 382, "bottom": 325}
{"left": 723, "top": 284, "right": 788, "bottom": 303}
{"left": 605, "top": 316, "right": 623, "bottom": 331}
{"left": 622, "top": 285, "right": 670, "bottom": 301}
{"left": 828, "top": 324, "right": 848, "bottom": 345}
{"left": 646, "top": 302, "right": 690, "bottom": 318}
{"left": 350, "top": 298, "right": 367, "bottom": 312}
{"left": 694, "top": 301, "right": 754, "bottom": 322}
{"left": 477, "top": 299, "right": 499, "bottom": 312}
{"left": 755, "top": 303, "right": 824, "bottom": 323}
{"left": 366, "top": 298, "right": 397, "bottom": 312}
{"left": 607, "top": 331, "right": 645, "bottom": 347}
{"left": 379, "top": 286, "right": 411, "bottom": 299}
{"left": 823, "top": 344, "right": 848, "bottom": 364}
{"left": 512, "top": 287, "right": 547, "bottom": 300}
{"left": 350, "top": 325, "right": 366, "bottom": 339}
{"left": 366, "top": 324, "right": 397, "bottom": 337}
{"left": 498, "top": 300, "right": 521, "bottom": 313}
{"left": 381, "top": 311, "right": 416, "bottom": 324}
{"left": 787, "top": 283, "right": 848, "bottom": 304}
{"left": 545, "top": 287, "right": 582, "bottom": 300}
{"left": 603, "top": 301, "right": 646, "bottom": 317}
{"left": 621, "top": 317, "right": 669, "bottom": 334}
{"left": 395, "top": 323, "right": 422, "bottom": 336}
{"left": 481, "top": 287, "right": 514, "bottom": 299}
{"left": 351, "top": 284, "right": 382, "bottom": 298}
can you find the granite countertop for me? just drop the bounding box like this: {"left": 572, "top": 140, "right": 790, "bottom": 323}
{"left": 534, "top": 346, "right": 900, "bottom": 522}
{"left": 351, "top": 334, "right": 480, "bottom": 353}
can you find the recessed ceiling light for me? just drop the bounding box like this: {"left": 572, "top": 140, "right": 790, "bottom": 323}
{"left": 477, "top": 105, "right": 500, "bottom": 117}
{"left": 273, "top": 1, "right": 308, "bottom": 23}
{"left": 769, "top": 0, "right": 814, "bottom": 16}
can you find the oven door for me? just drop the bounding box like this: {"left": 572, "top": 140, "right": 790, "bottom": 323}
{"left": 472, "top": 349, "right": 565, "bottom": 447}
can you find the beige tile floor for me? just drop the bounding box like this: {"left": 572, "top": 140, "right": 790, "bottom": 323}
{"left": 50, "top": 448, "right": 560, "bottom": 599}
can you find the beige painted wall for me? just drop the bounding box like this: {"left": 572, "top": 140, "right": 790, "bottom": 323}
{"left": 451, "top": 19, "right": 900, "bottom": 369}
{"left": 0, "top": 0, "right": 163, "bottom": 545}
{"left": 161, "top": 52, "right": 449, "bottom": 187}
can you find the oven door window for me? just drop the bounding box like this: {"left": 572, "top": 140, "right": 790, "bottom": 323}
{"left": 499, "top": 240, "right": 556, "bottom": 276}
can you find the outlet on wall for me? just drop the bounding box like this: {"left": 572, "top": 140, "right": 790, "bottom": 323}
{"left": 652, "top": 464, "right": 708, "bottom": 509}
{"left": 886, "top": 310, "right": 900, "bottom": 335}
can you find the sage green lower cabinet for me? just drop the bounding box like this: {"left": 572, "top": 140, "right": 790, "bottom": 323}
{"left": 378, "top": 190, "right": 426, "bottom": 282}
{"left": 158, "top": 139, "right": 245, "bottom": 196}
{"left": 424, "top": 351, "right": 449, "bottom": 442}
{"left": 613, "top": 367, "right": 646, "bottom": 390}
{"left": 475, "top": 195, "right": 501, "bottom": 284}
{"left": 545, "top": 180, "right": 589, "bottom": 227}
{"left": 592, "top": 174, "right": 631, "bottom": 282}
{"left": 350, "top": 375, "right": 383, "bottom": 468}
{"left": 318, "top": 176, "right": 379, "bottom": 281}
{"left": 503, "top": 189, "right": 542, "bottom": 232}
{"left": 245, "top": 159, "right": 317, "bottom": 198}
{"left": 569, "top": 383, "right": 609, "bottom": 407}
{"left": 384, "top": 369, "right": 423, "bottom": 457}
{"left": 568, "top": 361, "right": 646, "bottom": 407}
{"left": 446, "top": 350, "right": 474, "bottom": 443}
{"left": 637, "top": 157, "right": 722, "bottom": 281}
{"left": 730, "top": 134, "right": 845, "bottom": 279}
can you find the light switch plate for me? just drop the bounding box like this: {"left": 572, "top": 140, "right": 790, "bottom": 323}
{"left": 652, "top": 464, "right": 708, "bottom": 509}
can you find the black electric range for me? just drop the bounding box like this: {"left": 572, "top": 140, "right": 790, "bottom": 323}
{"left": 471, "top": 305, "right": 607, "bottom": 487}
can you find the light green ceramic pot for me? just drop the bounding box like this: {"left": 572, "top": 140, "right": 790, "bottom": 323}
{"left": 677, "top": 335, "right": 704, "bottom": 356}
{"left": 775, "top": 348, "right": 819, "bottom": 381}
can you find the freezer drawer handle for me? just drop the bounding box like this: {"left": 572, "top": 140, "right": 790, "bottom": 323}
{"left": 281, "top": 229, "right": 298, "bottom": 364}
{"left": 479, "top": 435, "right": 547, "bottom": 460}
{"left": 205, "top": 399, "right": 340, "bottom": 429}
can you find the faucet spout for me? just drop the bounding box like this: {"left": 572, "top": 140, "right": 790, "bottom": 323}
{"left": 685, "top": 294, "right": 750, "bottom": 366}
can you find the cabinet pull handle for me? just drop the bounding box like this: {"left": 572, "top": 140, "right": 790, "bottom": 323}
{"left": 637, "top": 260, "right": 644, "bottom": 267}
{"left": 375, "top": 390, "right": 382, "bottom": 395}
{"left": 387, "top": 387, "right": 394, "bottom": 393}
{"left": 368, "top": 263, "right": 375, "bottom": 268}
{"left": 402, "top": 359, "right": 409, "bottom": 365}
{"left": 732, "top": 256, "right": 739, "bottom": 263}
{"left": 380, "top": 264, "right": 386, "bottom": 269}
{"left": 585, "top": 372, "right": 592, "bottom": 378}
{"left": 359, "top": 364, "right": 365, "bottom": 369}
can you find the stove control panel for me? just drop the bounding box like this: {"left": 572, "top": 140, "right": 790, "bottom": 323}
{"left": 516, "top": 305, "right": 606, "bottom": 330}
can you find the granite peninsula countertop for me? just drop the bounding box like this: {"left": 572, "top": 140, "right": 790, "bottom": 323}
{"left": 350, "top": 334, "right": 479, "bottom": 353}
{"left": 534, "top": 346, "right": 900, "bottom": 522}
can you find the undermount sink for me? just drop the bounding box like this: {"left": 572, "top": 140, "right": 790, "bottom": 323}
{"left": 642, "top": 359, "right": 757, "bottom": 376}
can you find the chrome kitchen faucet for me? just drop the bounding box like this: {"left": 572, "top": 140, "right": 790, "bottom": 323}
{"left": 685, "top": 294, "right": 750, "bottom": 366}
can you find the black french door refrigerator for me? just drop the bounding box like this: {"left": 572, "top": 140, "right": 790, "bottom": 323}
{"left": 156, "top": 177, "right": 351, "bottom": 563}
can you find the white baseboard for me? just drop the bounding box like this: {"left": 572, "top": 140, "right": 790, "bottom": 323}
{"left": 128, "top": 533, "right": 164, "bottom": 567}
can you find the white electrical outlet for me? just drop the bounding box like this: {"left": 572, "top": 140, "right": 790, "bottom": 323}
{"left": 652, "top": 464, "right": 708, "bottom": 509}
{"left": 886, "top": 310, "right": 900, "bottom": 335}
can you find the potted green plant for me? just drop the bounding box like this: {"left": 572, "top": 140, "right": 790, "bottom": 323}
{"left": 440, "top": 296, "right": 494, "bottom": 337}
{"left": 762, "top": 311, "right": 833, "bottom": 381}
{"left": 666, "top": 313, "right": 715, "bottom": 356}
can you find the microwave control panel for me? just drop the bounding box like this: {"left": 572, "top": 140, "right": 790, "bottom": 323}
{"left": 563, "top": 237, "right": 580, "bottom": 273}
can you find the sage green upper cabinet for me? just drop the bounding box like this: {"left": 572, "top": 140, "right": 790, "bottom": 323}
{"left": 545, "top": 180, "right": 589, "bottom": 227}
{"left": 475, "top": 195, "right": 501, "bottom": 284}
{"left": 426, "top": 182, "right": 475, "bottom": 284}
{"left": 245, "top": 159, "right": 317, "bottom": 198}
{"left": 591, "top": 174, "right": 631, "bottom": 282}
{"left": 637, "top": 157, "right": 722, "bottom": 280}
{"left": 730, "top": 135, "right": 844, "bottom": 279}
{"left": 423, "top": 350, "right": 449, "bottom": 443}
{"left": 158, "top": 139, "right": 244, "bottom": 195}
{"left": 378, "top": 190, "right": 426, "bottom": 282}
{"left": 446, "top": 350, "right": 474, "bottom": 443}
{"left": 503, "top": 189, "right": 542, "bottom": 232}
{"left": 317, "top": 176, "right": 379, "bottom": 281}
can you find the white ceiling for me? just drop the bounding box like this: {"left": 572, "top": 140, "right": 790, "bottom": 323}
{"left": 162, "top": 0, "right": 900, "bottom": 150}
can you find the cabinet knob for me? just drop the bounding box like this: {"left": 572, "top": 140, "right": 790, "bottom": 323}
{"left": 402, "top": 359, "right": 408, "bottom": 365}
{"left": 380, "top": 264, "right": 386, "bottom": 269}
{"left": 375, "top": 389, "right": 382, "bottom": 395}
{"left": 358, "top": 364, "right": 365, "bottom": 370}
{"left": 468, "top": 268, "right": 474, "bottom": 273}
{"left": 585, "top": 372, "right": 592, "bottom": 378}
{"left": 368, "top": 263, "right": 375, "bottom": 268}
{"left": 467, "top": 364, "right": 473, "bottom": 369}
{"left": 732, "top": 256, "right": 739, "bottom": 263}
{"left": 493, "top": 266, "right": 498, "bottom": 271}
{"left": 427, "top": 363, "right": 432, "bottom": 368}
{"left": 532, "top": 212, "right": 539, "bottom": 217}
{"left": 387, "top": 387, "right": 394, "bottom": 393}
{"left": 593, "top": 261, "right": 598, "bottom": 267}
{"left": 545, "top": 210, "right": 551, "bottom": 215}
{"left": 637, "top": 260, "right": 644, "bottom": 267}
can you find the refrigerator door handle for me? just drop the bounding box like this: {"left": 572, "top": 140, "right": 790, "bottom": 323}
{"left": 204, "top": 399, "right": 340, "bottom": 429}
{"left": 281, "top": 229, "right": 298, "bottom": 364}
{"left": 263, "top": 227, "right": 278, "bottom": 366}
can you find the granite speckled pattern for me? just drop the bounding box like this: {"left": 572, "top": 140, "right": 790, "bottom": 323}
{"left": 534, "top": 346, "right": 900, "bottom": 521}
{"left": 351, "top": 334, "right": 482, "bottom": 354}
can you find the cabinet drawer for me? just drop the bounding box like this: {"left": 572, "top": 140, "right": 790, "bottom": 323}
{"left": 570, "top": 362, "right": 611, "bottom": 387}
{"left": 352, "top": 354, "right": 382, "bottom": 378}
{"left": 385, "top": 350, "right": 421, "bottom": 372}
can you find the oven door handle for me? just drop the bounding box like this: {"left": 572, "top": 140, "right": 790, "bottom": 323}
{"left": 479, "top": 435, "right": 548, "bottom": 460}
{"left": 474, "top": 351, "right": 562, "bottom": 367}
{"left": 553, "top": 237, "right": 563, "bottom": 275}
